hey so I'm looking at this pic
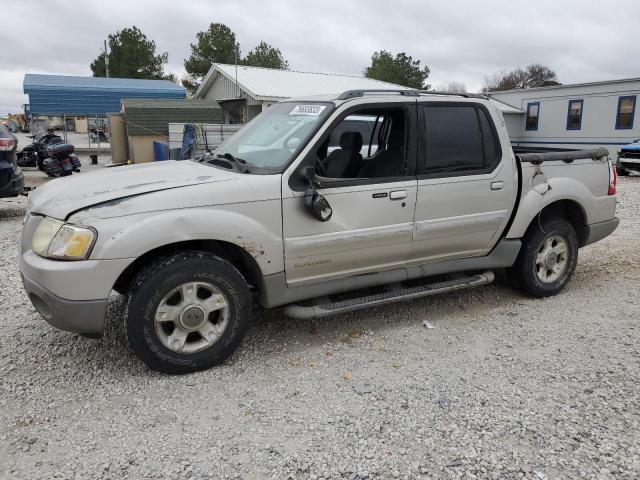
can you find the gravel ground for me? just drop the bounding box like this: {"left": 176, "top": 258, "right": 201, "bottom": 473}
{"left": 1, "top": 175, "right": 639, "bottom": 480}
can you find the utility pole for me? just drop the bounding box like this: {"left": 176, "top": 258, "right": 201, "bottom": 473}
{"left": 234, "top": 47, "right": 238, "bottom": 98}
{"left": 104, "top": 39, "right": 110, "bottom": 78}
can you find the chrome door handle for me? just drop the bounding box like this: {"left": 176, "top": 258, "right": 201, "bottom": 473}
{"left": 490, "top": 181, "right": 504, "bottom": 191}
{"left": 389, "top": 190, "right": 407, "bottom": 200}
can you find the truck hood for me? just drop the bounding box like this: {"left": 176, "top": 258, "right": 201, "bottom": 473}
{"left": 28, "top": 160, "right": 238, "bottom": 219}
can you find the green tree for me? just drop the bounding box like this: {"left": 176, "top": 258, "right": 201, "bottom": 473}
{"left": 90, "top": 26, "right": 168, "bottom": 79}
{"left": 243, "top": 41, "right": 289, "bottom": 70}
{"left": 364, "top": 51, "right": 430, "bottom": 89}
{"left": 183, "top": 23, "right": 240, "bottom": 93}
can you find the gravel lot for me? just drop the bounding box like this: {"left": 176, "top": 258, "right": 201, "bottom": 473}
{"left": 1, "top": 173, "right": 639, "bottom": 480}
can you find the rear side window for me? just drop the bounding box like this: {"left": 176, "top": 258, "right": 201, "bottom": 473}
{"left": 423, "top": 105, "right": 502, "bottom": 174}
{"left": 478, "top": 108, "right": 500, "bottom": 168}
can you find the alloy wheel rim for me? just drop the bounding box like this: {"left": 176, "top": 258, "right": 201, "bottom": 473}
{"left": 535, "top": 234, "right": 569, "bottom": 284}
{"left": 154, "top": 281, "right": 229, "bottom": 354}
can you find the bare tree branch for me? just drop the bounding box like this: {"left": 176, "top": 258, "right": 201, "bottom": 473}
{"left": 482, "top": 64, "right": 559, "bottom": 92}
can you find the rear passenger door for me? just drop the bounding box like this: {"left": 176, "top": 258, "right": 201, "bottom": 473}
{"left": 409, "top": 102, "right": 517, "bottom": 264}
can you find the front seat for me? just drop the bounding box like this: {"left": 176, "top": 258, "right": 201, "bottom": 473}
{"left": 320, "top": 131, "right": 363, "bottom": 178}
{"left": 358, "top": 127, "right": 405, "bottom": 178}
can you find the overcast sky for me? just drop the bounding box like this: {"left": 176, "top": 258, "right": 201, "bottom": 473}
{"left": 1, "top": 0, "right": 638, "bottom": 113}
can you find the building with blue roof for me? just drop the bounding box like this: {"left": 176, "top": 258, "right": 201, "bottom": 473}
{"left": 23, "top": 74, "right": 186, "bottom": 116}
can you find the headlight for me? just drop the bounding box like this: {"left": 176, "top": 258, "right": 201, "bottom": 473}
{"left": 32, "top": 217, "right": 96, "bottom": 260}
{"left": 32, "top": 217, "right": 64, "bottom": 256}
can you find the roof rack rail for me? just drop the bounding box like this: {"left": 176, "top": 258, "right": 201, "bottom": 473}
{"left": 337, "top": 89, "right": 420, "bottom": 100}
{"left": 419, "top": 90, "right": 489, "bottom": 99}
{"left": 336, "top": 89, "right": 489, "bottom": 101}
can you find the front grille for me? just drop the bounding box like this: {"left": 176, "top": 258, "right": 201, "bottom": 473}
{"left": 620, "top": 151, "right": 640, "bottom": 159}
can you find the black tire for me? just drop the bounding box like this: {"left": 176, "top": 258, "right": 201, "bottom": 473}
{"left": 124, "top": 251, "right": 252, "bottom": 374}
{"left": 507, "top": 218, "right": 578, "bottom": 298}
{"left": 616, "top": 163, "right": 629, "bottom": 176}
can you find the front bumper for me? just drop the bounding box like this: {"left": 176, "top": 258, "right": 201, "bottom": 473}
{"left": 22, "top": 272, "right": 107, "bottom": 334}
{"left": 18, "top": 227, "right": 133, "bottom": 334}
{"left": 584, "top": 217, "right": 619, "bottom": 246}
{"left": 618, "top": 158, "right": 640, "bottom": 171}
{"left": 0, "top": 170, "right": 24, "bottom": 198}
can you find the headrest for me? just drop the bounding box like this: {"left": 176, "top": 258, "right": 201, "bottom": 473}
{"left": 339, "top": 131, "right": 363, "bottom": 151}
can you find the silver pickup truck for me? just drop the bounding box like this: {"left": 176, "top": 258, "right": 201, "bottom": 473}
{"left": 19, "top": 90, "right": 619, "bottom": 373}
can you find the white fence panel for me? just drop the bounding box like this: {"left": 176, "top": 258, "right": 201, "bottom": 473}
{"left": 169, "top": 123, "right": 243, "bottom": 158}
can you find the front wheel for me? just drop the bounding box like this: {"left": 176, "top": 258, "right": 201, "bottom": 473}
{"left": 124, "top": 251, "right": 252, "bottom": 374}
{"left": 507, "top": 219, "right": 578, "bottom": 298}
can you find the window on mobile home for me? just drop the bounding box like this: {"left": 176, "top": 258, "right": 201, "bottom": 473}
{"left": 526, "top": 102, "right": 539, "bottom": 131}
{"left": 566, "top": 99, "right": 583, "bottom": 130}
{"left": 616, "top": 96, "right": 636, "bottom": 130}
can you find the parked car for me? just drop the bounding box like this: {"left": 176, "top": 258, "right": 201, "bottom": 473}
{"left": 19, "top": 90, "right": 619, "bottom": 374}
{"left": 616, "top": 139, "right": 640, "bottom": 175}
{"left": 0, "top": 124, "right": 24, "bottom": 198}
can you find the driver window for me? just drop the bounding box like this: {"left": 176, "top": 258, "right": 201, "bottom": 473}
{"left": 316, "top": 108, "right": 407, "bottom": 179}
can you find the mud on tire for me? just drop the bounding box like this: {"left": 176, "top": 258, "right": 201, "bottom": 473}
{"left": 124, "top": 251, "right": 252, "bottom": 374}
{"left": 507, "top": 218, "right": 579, "bottom": 298}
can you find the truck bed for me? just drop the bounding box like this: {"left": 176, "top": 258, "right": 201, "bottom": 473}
{"left": 514, "top": 146, "right": 609, "bottom": 164}
{"left": 505, "top": 146, "right": 616, "bottom": 244}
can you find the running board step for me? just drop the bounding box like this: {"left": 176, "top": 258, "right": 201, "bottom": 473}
{"left": 283, "top": 271, "right": 495, "bottom": 320}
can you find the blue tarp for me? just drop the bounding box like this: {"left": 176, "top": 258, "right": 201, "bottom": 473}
{"left": 180, "top": 124, "right": 196, "bottom": 160}
{"left": 24, "top": 74, "right": 186, "bottom": 115}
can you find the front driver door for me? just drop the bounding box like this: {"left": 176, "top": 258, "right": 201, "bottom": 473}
{"left": 281, "top": 102, "right": 418, "bottom": 287}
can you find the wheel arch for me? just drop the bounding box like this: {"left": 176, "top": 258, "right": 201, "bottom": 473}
{"left": 113, "top": 239, "right": 264, "bottom": 295}
{"left": 519, "top": 199, "right": 589, "bottom": 247}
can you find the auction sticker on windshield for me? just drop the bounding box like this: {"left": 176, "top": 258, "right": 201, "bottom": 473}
{"left": 290, "top": 105, "right": 327, "bottom": 116}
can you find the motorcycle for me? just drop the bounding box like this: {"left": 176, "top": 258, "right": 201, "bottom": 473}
{"left": 17, "top": 129, "right": 81, "bottom": 177}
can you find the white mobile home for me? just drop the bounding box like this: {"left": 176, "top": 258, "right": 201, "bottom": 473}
{"left": 488, "top": 78, "right": 640, "bottom": 161}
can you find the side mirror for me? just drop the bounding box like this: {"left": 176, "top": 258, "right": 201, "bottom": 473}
{"left": 300, "top": 166, "right": 332, "bottom": 222}
{"left": 305, "top": 191, "right": 332, "bottom": 222}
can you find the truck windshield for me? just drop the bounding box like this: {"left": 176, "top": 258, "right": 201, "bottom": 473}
{"left": 214, "top": 102, "right": 333, "bottom": 173}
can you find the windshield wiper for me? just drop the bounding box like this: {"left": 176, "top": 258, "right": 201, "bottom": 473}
{"left": 218, "top": 152, "right": 247, "bottom": 164}
{"left": 213, "top": 152, "right": 253, "bottom": 173}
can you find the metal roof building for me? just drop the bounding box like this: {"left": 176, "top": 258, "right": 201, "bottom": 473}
{"left": 119, "top": 98, "right": 223, "bottom": 136}
{"left": 23, "top": 74, "right": 186, "bottom": 116}
{"left": 194, "top": 64, "right": 411, "bottom": 123}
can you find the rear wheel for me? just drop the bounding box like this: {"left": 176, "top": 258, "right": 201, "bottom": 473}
{"left": 508, "top": 219, "right": 578, "bottom": 298}
{"left": 124, "top": 251, "right": 252, "bottom": 374}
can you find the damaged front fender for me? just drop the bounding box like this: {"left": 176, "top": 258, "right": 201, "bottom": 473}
{"left": 70, "top": 199, "right": 284, "bottom": 276}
